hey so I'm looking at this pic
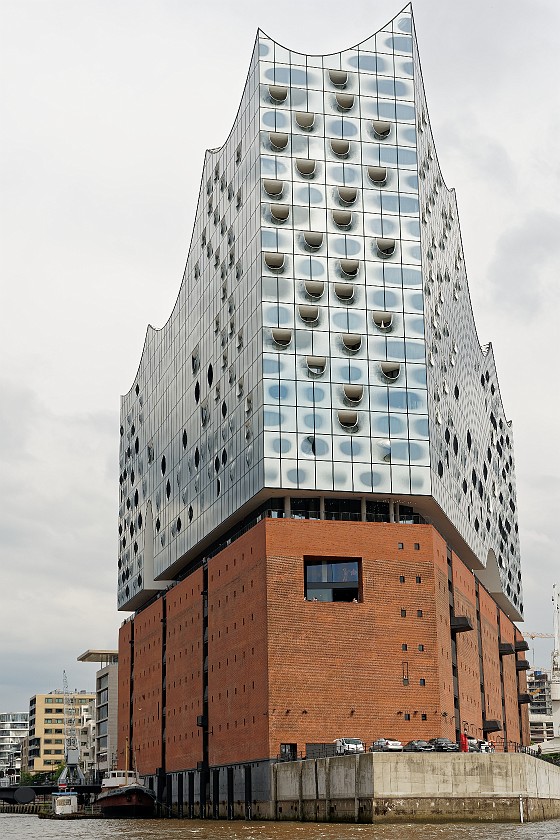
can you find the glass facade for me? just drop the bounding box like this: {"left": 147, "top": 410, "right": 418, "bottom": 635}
{"left": 118, "top": 6, "right": 522, "bottom": 619}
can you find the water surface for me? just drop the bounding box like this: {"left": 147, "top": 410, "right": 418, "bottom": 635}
{"left": 2, "top": 815, "right": 560, "bottom": 839}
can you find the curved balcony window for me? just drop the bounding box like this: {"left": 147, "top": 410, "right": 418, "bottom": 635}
{"left": 335, "top": 282, "right": 354, "bottom": 301}
{"left": 330, "top": 138, "right": 350, "bottom": 158}
{"left": 332, "top": 209, "right": 352, "bottom": 228}
{"left": 272, "top": 328, "right": 292, "bottom": 348}
{"left": 270, "top": 204, "right": 289, "bottom": 222}
{"left": 343, "top": 384, "right": 363, "bottom": 403}
{"left": 263, "top": 179, "right": 284, "bottom": 198}
{"left": 373, "top": 311, "right": 394, "bottom": 331}
{"left": 299, "top": 304, "right": 319, "bottom": 324}
{"left": 381, "top": 361, "right": 401, "bottom": 381}
{"left": 376, "top": 237, "right": 396, "bottom": 257}
{"left": 338, "top": 409, "right": 359, "bottom": 429}
{"left": 372, "top": 119, "right": 391, "bottom": 139}
{"left": 368, "top": 165, "right": 387, "bottom": 185}
{"left": 269, "top": 132, "right": 289, "bottom": 150}
{"left": 304, "top": 280, "right": 324, "bottom": 299}
{"left": 340, "top": 258, "right": 359, "bottom": 277}
{"left": 381, "top": 441, "right": 392, "bottom": 463}
{"left": 296, "top": 158, "right": 316, "bottom": 177}
{"left": 329, "top": 69, "right": 348, "bottom": 87}
{"left": 336, "top": 92, "right": 354, "bottom": 111}
{"left": 269, "top": 84, "right": 288, "bottom": 103}
{"left": 338, "top": 186, "right": 357, "bottom": 205}
{"left": 295, "top": 111, "right": 315, "bottom": 130}
{"left": 303, "top": 231, "right": 323, "bottom": 250}
{"left": 342, "top": 333, "right": 362, "bottom": 352}
{"left": 306, "top": 355, "right": 326, "bottom": 376}
{"left": 264, "top": 252, "right": 285, "bottom": 271}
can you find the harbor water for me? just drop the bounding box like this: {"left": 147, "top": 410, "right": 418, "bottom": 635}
{"left": 2, "top": 815, "right": 560, "bottom": 839}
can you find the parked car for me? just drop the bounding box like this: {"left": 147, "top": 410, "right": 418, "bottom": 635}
{"left": 333, "top": 737, "right": 365, "bottom": 755}
{"left": 428, "top": 738, "right": 459, "bottom": 752}
{"left": 477, "top": 740, "right": 494, "bottom": 753}
{"left": 467, "top": 737, "right": 480, "bottom": 753}
{"left": 403, "top": 740, "right": 435, "bottom": 752}
{"left": 370, "top": 738, "right": 403, "bottom": 752}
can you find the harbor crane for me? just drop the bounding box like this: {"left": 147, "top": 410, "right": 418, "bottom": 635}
{"left": 57, "top": 671, "right": 85, "bottom": 786}
{"left": 552, "top": 584, "right": 560, "bottom": 737}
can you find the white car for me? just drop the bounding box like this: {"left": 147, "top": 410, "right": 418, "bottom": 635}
{"left": 334, "top": 737, "right": 365, "bottom": 755}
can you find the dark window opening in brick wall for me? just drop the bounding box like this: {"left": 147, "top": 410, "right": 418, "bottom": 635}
{"left": 304, "top": 556, "right": 361, "bottom": 602}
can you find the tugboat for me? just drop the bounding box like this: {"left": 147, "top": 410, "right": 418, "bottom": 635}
{"left": 96, "top": 743, "right": 156, "bottom": 819}
{"left": 96, "top": 769, "right": 156, "bottom": 818}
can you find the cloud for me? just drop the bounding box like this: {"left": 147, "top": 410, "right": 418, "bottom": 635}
{"left": 0, "top": 380, "right": 123, "bottom": 707}
{"left": 486, "top": 211, "right": 560, "bottom": 317}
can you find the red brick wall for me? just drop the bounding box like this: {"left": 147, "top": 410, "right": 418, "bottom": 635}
{"left": 207, "top": 524, "right": 270, "bottom": 765}
{"left": 452, "top": 556, "right": 482, "bottom": 737}
{"left": 264, "top": 519, "right": 453, "bottom": 753}
{"left": 132, "top": 599, "right": 164, "bottom": 775}
{"left": 515, "top": 628, "right": 530, "bottom": 744}
{"left": 166, "top": 568, "right": 204, "bottom": 772}
{"left": 117, "top": 620, "right": 132, "bottom": 770}
{"left": 500, "top": 611, "right": 521, "bottom": 745}
{"left": 433, "top": 544, "right": 455, "bottom": 740}
{"left": 478, "top": 587, "right": 503, "bottom": 732}
{"left": 119, "top": 517, "right": 530, "bottom": 772}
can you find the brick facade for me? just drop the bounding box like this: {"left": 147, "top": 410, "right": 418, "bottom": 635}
{"left": 118, "top": 517, "right": 529, "bottom": 774}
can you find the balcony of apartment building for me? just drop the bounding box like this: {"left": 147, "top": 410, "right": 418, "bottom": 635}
{"left": 28, "top": 738, "right": 41, "bottom": 760}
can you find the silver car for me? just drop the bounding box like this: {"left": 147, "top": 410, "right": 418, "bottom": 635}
{"left": 370, "top": 738, "right": 403, "bottom": 752}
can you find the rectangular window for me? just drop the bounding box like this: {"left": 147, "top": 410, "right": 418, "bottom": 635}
{"left": 402, "top": 643, "right": 408, "bottom": 651}
{"left": 420, "top": 678, "right": 426, "bottom": 686}
{"left": 417, "top": 609, "right": 423, "bottom": 618}
{"left": 421, "top": 713, "right": 427, "bottom": 721}
{"left": 404, "top": 713, "right": 411, "bottom": 721}
{"left": 414, "top": 543, "right": 420, "bottom": 550}
{"left": 402, "top": 662, "right": 409, "bottom": 685}
{"left": 416, "top": 575, "right": 422, "bottom": 583}
{"left": 399, "top": 575, "right": 405, "bottom": 583}
{"left": 401, "top": 608, "right": 407, "bottom": 617}
{"left": 398, "top": 542, "right": 404, "bottom": 550}
{"left": 304, "top": 556, "right": 361, "bottom": 602}
{"left": 418, "top": 644, "right": 425, "bottom": 652}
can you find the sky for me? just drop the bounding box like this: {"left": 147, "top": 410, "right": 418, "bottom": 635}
{"left": 1, "top": 0, "right": 559, "bottom": 711}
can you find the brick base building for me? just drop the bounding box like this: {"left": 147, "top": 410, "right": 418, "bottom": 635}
{"left": 118, "top": 514, "right": 529, "bottom": 797}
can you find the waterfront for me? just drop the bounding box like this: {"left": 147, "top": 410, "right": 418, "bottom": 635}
{"left": 2, "top": 816, "right": 560, "bottom": 839}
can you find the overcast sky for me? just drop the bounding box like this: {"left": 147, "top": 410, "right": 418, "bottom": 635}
{"left": 1, "top": 0, "right": 559, "bottom": 711}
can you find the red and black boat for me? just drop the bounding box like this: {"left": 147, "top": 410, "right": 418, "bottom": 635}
{"left": 96, "top": 770, "right": 156, "bottom": 818}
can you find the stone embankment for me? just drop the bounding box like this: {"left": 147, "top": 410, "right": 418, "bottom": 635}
{"left": 272, "top": 753, "right": 560, "bottom": 823}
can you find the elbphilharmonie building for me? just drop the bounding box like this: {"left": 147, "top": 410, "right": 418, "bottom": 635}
{"left": 117, "top": 4, "right": 529, "bottom": 811}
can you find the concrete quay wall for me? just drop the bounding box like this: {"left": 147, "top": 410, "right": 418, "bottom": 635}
{"left": 272, "top": 753, "right": 560, "bottom": 823}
